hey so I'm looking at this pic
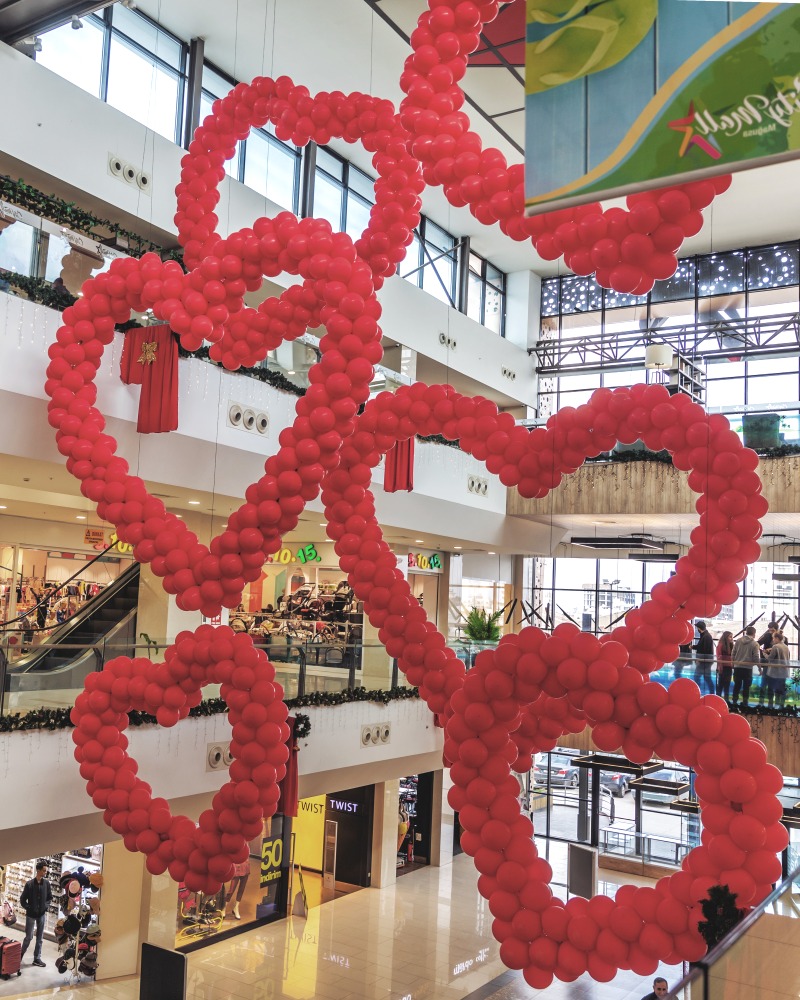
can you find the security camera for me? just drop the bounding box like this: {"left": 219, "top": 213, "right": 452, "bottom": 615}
{"left": 71, "top": 15, "right": 83, "bottom": 29}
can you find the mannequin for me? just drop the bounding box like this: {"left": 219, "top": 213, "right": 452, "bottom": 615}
{"left": 223, "top": 860, "right": 250, "bottom": 919}
{"left": 397, "top": 806, "right": 410, "bottom": 853}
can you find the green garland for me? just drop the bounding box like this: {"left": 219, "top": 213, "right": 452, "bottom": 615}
{"left": 284, "top": 685, "right": 420, "bottom": 710}
{"left": 176, "top": 343, "right": 306, "bottom": 397}
{"left": 0, "top": 700, "right": 311, "bottom": 739}
{"left": 0, "top": 269, "right": 77, "bottom": 309}
{"left": 0, "top": 685, "right": 424, "bottom": 737}
{"left": 0, "top": 174, "right": 173, "bottom": 259}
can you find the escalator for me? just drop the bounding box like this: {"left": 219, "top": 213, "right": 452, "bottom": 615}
{"left": 5, "top": 562, "right": 140, "bottom": 694}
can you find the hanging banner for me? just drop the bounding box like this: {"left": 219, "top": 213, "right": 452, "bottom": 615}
{"left": 525, "top": 2, "right": 800, "bottom": 214}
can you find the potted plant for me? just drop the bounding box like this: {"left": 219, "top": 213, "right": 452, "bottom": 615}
{"left": 461, "top": 608, "right": 503, "bottom": 665}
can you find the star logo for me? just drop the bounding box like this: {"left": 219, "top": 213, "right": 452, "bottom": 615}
{"left": 668, "top": 102, "right": 722, "bottom": 160}
{"left": 137, "top": 341, "right": 158, "bottom": 365}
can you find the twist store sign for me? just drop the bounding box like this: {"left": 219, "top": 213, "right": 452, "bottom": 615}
{"left": 524, "top": 1, "right": 800, "bottom": 213}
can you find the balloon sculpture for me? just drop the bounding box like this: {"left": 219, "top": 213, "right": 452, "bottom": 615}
{"left": 49, "top": 0, "right": 783, "bottom": 987}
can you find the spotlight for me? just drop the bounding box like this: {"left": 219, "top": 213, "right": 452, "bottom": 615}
{"left": 71, "top": 15, "right": 83, "bottom": 29}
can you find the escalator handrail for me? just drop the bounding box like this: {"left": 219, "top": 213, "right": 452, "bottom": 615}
{"left": 1, "top": 542, "right": 131, "bottom": 631}
{"left": 10, "top": 607, "right": 139, "bottom": 677}
{"left": 5, "top": 562, "right": 140, "bottom": 670}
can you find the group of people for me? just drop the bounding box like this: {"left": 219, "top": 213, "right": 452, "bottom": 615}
{"left": 678, "top": 621, "right": 792, "bottom": 708}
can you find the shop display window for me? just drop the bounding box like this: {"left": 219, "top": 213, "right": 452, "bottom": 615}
{"left": 174, "top": 817, "right": 287, "bottom": 950}
{"left": 0, "top": 845, "right": 103, "bottom": 987}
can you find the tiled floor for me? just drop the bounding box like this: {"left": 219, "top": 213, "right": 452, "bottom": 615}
{"left": 2, "top": 854, "right": 683, "bottom": 1000}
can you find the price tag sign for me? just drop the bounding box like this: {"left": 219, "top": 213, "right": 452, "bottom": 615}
{"left": 260, "top": 837, "right": 284, "bottom": 888}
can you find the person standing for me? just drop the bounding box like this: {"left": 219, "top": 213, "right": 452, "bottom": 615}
{"left": 715, "top": 630, "right": 734, "bottom": 701}
{"left": 693, "top": 621, "right": 715, "bottom": 696}
{"left": 731, "top": 626, "right": 760, "bottom": 708}
{"left": 19, "top": 861, "right": 52, "bottom": 967}
{"left": 765, "top": 630, "right": 791, "bottom": 709}
{"left": 640, "top": 977, "right": 669, "bottom": 1000}
{"left": 757, "top": 622, "right": 778, "bottom": 704}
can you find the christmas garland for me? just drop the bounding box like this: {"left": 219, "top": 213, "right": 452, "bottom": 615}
{"left": 176, "top": 343, "right": 307, "bottom": 397}
{"left": 0, "top": 685, "right": 423, "bottom": 736}
{"left": 0, "top": 269, "right": 77, "bottom": 309}
{"left": 0, "top": 173, "right": 173, "bottom": 259}
{"left": 0, "top": 700, "right": 311, "bottom": 739}
{"left": 284, "top": 685, "right": 420, "bottom": 710}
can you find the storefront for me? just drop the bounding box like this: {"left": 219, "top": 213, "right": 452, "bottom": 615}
{"left": 397, "top": 773, "right": 435, "bottom": 876}
{"left": 405, "top": 549, "right": 445, "bottom": 622}
{"left": 0, "top": 844, "right": 103, "bottom": 992}
{"left": 0, "top": 537, "right": 131, "bottom": 641}
{"left": 173, "top": 815, "right": 290, "bottom": 951}
{"left": 291, "top": 786, "right": 374, "bottom": 908}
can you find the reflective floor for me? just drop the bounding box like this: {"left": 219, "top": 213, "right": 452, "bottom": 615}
{"left": 2, "top": 852, "right": 682, "bottom": 1000}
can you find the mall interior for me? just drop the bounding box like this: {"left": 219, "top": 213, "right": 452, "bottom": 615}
{"left": 1, "top": 1, "right": 800, "bottom": 998}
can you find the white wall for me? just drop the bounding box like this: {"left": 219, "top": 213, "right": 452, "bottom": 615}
{"left": 0, "top": 293, "right": 563, "bottom": 554}
{"left": 0, "top": 41, "right": 535, "bottom": 407}
{"left": 0, "top": 698, "right": 443, "bottom": 862}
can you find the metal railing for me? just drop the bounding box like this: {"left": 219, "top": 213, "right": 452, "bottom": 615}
{"left": 664, "top": 863, "right": 800, "bottom": 999}
{"left": 0, "top": 633, "right": 415, "bottom": 717}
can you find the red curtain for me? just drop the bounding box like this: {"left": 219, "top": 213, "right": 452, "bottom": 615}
{"left": 277, "top": 716, "right": 299, "bottom": 818}
{"left": 383, "top": 438, "right": 415, "bottom": 492}
{"left": 120, "top": 326, "right": 179, "bottom": 434}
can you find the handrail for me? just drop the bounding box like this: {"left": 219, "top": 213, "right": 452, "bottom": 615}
{"left": 666, "top": 861, "right": 800, "bottom": 998}
{"left": 0, "top": 542, "right": 128, "bottom": 631}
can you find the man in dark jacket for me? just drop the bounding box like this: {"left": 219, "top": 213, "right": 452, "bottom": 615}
{"left": 693, "top": 621, "right": 714, "bottom": 696}
{"left": 20, "top": 861, "right": 52, "bottom": 967}
{"left": 640, "top": 977, "right": 669, "bottom": 1000}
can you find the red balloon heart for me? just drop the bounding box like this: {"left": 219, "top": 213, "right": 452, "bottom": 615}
{"left": 70, "top": 624, "right": 289, "bottom": 893}
{"left": 48, "top": 0, "right": 765, "bottom": 983}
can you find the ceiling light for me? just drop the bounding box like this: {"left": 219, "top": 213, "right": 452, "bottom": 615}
{"left": 414, "top": 539, "right": 424, "bottom": 544}
{"left": 454, "top": 546, "right": 462, "bottom": 550}
{"left": 0, "top": 505, "right": 6, "bottom": 510}
{"left": 175, "top": 514, "right": 183, "bottom": 518}
{"left": 627, "top": 552, "right": 678, "bottom": 563}
{"left": 287, "top": 370, "right": 296, "bottom": 375}
{"left": 488, "top": 551, "right": 496, "bottom": 555}
{"left": 188, "top": 500, "right": 200, "bottom": 505}
{"left": 569, "top": 535, "right": 665, "bottom": 551}
{"left": 76, "top": 515, "right": 86, "bottom": 520}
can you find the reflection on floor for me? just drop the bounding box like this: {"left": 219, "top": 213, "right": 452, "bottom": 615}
{"left": 0, "top": 854, "right": 685, "bottom": 1000}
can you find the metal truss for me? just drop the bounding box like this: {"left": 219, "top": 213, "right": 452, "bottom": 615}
{"left": 533, "top": 311, "right": 800, "bottom": 376}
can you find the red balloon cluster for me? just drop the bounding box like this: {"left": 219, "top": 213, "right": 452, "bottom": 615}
{"left": 46, "top": 0, "right": 772, "bottom": 980}
{"left": 446, "top": 636, "right": 786, "bottom": 988}
{"left": 395, "top": 0, "right": 731, "bottom": 294}
{"left": 70, "top": 625, "right": 289, "bottom": 893}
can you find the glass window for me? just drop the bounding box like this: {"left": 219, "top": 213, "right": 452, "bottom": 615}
{"left": 467, "top": 269, "right": 483, "bottom": 324}
{"left": 0, "top": 221, "right": 37, "bottom": 277}
{"left": 345, "top": 193, "right": 371, "bottom": 243}
{"left": 697, "top": 251, "right": 746, "bottom": 297}
{"left": 313, "top": 173, "right": 343, "bottom": 230}
{"left": 244, "top": 130, "right": 297, "bottom": 210}
{"left": 316, "top": 147, "right": 344, "bottom": 181}
{"left": 111, "top": 4, "right": 182, "bottom": 69}
{"left": 37, "top": 17, "right": 105, "bottom": 98}
{"left": 541, "top": 278, "right": 560, "bottom": 317}
{"left": 651, "top": 258, "right": 695, "bottom": 303}
{"left": 747, "top": 373, "right": 798, "bottom": 406}
{"left": 107, "top": 34, "right": 181, "bottom": 141}
{"left": 747, "top": 244, "right": 799, "bottom": 290}
{"left": 706, "top": 378, "right": 744, "bottom": 408}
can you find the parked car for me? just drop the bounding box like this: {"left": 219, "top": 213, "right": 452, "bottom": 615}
{"left": 533, "top": 753, "right": 579, "bottom": 788}
{"left": 599, "top": 771, "right": 630, "bottom": 797}
{"left": 640, "top": 768, "right": 690, "bottom": 805}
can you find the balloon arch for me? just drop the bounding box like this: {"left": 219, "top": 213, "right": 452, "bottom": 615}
{"left": 45, "top": 0, "right": 784, "bottom": 988}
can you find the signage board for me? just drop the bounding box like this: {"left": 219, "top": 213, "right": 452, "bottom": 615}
{"left": 525, "top": 2, "right": 800, "bottom": 214}
{"left": 407, "top": 552, "right": 443, "bottom": 574}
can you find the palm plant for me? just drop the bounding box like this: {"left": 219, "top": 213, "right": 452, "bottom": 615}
{"left": 463, "top": 607, "right": 503, "bottom": 643}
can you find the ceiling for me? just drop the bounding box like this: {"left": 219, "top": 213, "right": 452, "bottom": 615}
{"left": 127, "top": 0, "right": 800, "bottom": 277}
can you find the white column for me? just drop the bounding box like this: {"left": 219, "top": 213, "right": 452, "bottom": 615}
{"left": 371, "top": 779, "right": 400, "bottom": 888}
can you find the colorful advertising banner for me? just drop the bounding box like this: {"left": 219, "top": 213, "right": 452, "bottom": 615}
{"left": 524, "top": 2, "right": 800, "bottom": 214}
